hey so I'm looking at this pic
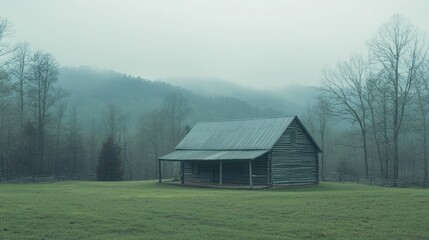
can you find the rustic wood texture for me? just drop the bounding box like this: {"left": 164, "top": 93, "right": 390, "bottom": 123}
{"left": 183, "top": 156, "right": 268, "bottom": 185}
{"left": 271, "top": 119, "right": 319, "bottom": 185}
{"left": 180, "top": 161, "right": 184, "bottom": 184}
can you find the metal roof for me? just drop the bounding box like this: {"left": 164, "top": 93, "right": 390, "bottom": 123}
{"left": 175, "top": 116, "right": 295, "bottom": 150}
{"left": 159, "top": 150, "right": 269, "bottom": 161}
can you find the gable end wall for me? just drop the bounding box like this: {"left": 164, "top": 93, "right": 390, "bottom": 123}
{"left": 270, "top": 118, "right": 319, "bottom": 184}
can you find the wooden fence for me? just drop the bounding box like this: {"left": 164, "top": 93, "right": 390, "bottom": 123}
{"left": 0, "top": 175, "right": 96, "bottom": 183}
{"left": 325, "top": 173, "right": 429, "bottom": 188}
{"left": 2, "top": 173, "right": 427, "bottom": 188}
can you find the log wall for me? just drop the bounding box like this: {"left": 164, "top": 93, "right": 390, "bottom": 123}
{"left": 271, "top": 119, "right": 319, "bottom": 185}
{"left": 183, "top": 155, "right": 268, "bottom": 185}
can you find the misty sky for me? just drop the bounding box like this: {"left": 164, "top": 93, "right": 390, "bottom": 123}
{"left": 1, "top": 0, "right": 429, "bottom": 90}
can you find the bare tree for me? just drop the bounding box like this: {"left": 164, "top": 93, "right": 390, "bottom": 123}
{"left": 315, "top": 95, "right": 332, "bottom": 180}
{"left": 119, "top": 113, "right": 131, "bottom": 180}
{"left": 0, "top": 18, "right": 15, "bottom": 69}
{"left": 323, "top": 55, "right": 371, "bottom": 177}
{"left": 67, "top": 105, "right": 80, "bottom": 176}
{"left": 139, "top": 110, "right": 165, "bottom": 179}
{"left": 28, "top": 51, "right": 65, "bottom": 174}
{"left": 369, "top": 14, "right": 427, "bottom": 186}
{"left": 0, "top": 19, "right": 16, "bottom": 178}
{"left": 8, "top": 42, "right": 31, "bottom": 130}
{"left": 369, "top": 80, "right": 393, "bottom": 179}
{"left": 161, "top": 92, "right": 192, "bottom": 149}
{"left": 366, "top": 75, "right": 387, "bottom": 178}
{"left": 302, "top": 104, "right": 316, "bottom": 134}
{"left": 87, "top": 118, "right": 99, "bottom": 176}
{"left": 416, "top": 62, "right": 429, "bottom": 187}
{"left": 103, "top": 104, "right": 125, "bottom": 142}
{"left": 161, "top": 92, "right": 192, "bottom": 177}
{"left": 54, "top": 100, "right": 67, "bottom": 175}
{"left": 0, "top": 18, "right": 13, "bottom": 100}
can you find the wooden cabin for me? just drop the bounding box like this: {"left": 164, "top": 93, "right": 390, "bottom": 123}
{"left": 158, "top": 116, "right": 321, "bottom": 187}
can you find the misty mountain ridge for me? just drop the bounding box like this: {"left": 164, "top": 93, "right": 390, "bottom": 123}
{"left": 163, "top": 77, "right": 320, "bottom": 114}
{"left": 57, "top": 67, "right": 287, "bottom": 129}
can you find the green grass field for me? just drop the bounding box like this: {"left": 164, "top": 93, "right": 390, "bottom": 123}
{"left": 0, "top": 181, "right": 428, "bottom": 240}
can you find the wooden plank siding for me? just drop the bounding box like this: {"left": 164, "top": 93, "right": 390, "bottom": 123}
{"left": 271, "top": 119, "right": 319, "bottom": 185}
{"left": 183, "top": 155, "right": 269, "bottom": 185}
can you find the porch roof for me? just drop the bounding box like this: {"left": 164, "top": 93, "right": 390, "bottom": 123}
{"left": 158, "top": 150, "right": 268, "bottom": 161}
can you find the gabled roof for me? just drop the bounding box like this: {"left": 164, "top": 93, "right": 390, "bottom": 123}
{"left": 176, "top": 116, "right": 295, "bottom": 150}
{"left": 159, "top": 116, "right": 321, "bottom": 162}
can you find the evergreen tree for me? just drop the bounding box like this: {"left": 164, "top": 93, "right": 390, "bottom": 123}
{"left": 96, "top": 135, "right": 123, "bottom": 181}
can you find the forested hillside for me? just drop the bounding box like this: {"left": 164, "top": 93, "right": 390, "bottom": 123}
{"left": 58, "top": 67, "right": 282, "bottom": 128}
{"left": 164, "top": 77, "right": 320, "bottom": 114}
{"left": 1, "top": 61, "right": 283, "bottom": 181}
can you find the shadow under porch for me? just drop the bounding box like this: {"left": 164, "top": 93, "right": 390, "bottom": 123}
{"left": 158, "top": 157, "right": 269, "bottom": 187}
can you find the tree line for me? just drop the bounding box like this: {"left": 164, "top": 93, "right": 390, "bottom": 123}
{"left": 304, "top": 15, "right": 429, "bottom": 187}
{"left": 3, "top": 15, "right": 428, "bottom": 187}
{"left": 0, "top": 18, "right": 192, "bottom": 181}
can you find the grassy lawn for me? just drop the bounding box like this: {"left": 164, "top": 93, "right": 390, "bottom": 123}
{"left": 0, "top": 181, "right": 428, "bottom": 240}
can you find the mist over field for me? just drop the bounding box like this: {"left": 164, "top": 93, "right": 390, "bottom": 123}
{"left": 0, "top": 0, "right": 428, "bottom": 183}
{"left": 1, "top": 1, "right": 429, "bottom": 239}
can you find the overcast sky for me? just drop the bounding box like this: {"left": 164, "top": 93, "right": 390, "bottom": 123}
{"left": 1, "top": 0, "right": 429, "bottom": 90}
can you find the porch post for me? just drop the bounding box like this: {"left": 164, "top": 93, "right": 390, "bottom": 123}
{"left": 219, "top": 160, "right": 223, "bottom": 186}
{"left": 181, "top": 161, "right": 185, "bottom": 184}
{"left": 158, "top": 160, "right": 162, "bottom": 183}
{"left": 249, "top": 160, "right": 253, "bottom": 187}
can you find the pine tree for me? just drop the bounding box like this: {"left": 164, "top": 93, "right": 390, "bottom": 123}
{"left": 96, "top": 135, "right": 123, "bottom": 181}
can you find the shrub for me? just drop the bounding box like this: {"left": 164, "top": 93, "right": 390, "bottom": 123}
{"left": 96, "top": 136, "right": 123, "bottom": 181}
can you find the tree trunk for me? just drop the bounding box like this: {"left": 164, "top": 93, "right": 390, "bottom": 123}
{"left": 369, "top": 104, "right": 384, "bottom": 178}
{"left": 423, "top": 115, "right": 428, "bottom": 188}
{"left": 19, "top": 80, "right": 24, "bottom": 131}
{"left": 392, "top": 53, "right": 400, "bottom": 187}
{"left": 393, "top": 133, "right": 399, "bottom": 187}
{"left": 383, "top": 105, "right": 390, "bottom": 179}
{"left": 363, "top": 131, "right": 369, "bottom": 177}
{"left": 359, "top": 120, "right": 369, "bottom": 177}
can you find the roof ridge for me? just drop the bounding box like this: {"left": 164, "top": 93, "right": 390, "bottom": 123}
{"left": 175, "top": 149, "right": 271, "bottom": 151}
{"left": 196, "top": 115, "right": 296, "bottom": 124}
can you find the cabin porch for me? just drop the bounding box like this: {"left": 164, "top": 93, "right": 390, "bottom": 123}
{"left": 158, "top": 156, "right": 269, "bottom": 187}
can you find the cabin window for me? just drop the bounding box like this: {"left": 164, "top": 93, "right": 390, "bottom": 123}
{"left": 289, "top": 131, "right": 296, "bottom": 145}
